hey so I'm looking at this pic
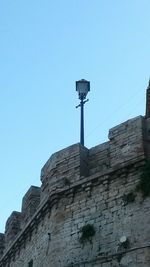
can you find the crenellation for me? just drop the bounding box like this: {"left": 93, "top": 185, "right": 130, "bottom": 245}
{"left": 21, "top": 185, "right": 41, "bottom": 228}
{"left": 40, "top": 143, "right": 89, "bottom": 201}
{"left": 109, "top": 116, "right": 145, "bottom": 168}
{"left": 4, "top": 211, "right": 22, "bottom": 251}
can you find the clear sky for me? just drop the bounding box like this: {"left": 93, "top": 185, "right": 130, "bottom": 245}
{"left": 0, "top": 0, "right": 150, "bottom": 232}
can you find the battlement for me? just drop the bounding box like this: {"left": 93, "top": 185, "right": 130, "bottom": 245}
{"left": 0, "top": 114, "right": 150, "bottom": 266}
{"left": 5, "top": 211, "right": 22, "bottom": 250}
{"left": 40, "top": 143, "right": 89, "bottom": 201}
{"left": 40, "top": 116, "right": 145, "bottom": 198}
{"left": 21, "top": 186, "right": 41, "bottom": 228}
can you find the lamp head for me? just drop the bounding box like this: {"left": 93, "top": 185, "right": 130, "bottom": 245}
{"left": 76, "top": 79, "right": 90, "bottom": 100}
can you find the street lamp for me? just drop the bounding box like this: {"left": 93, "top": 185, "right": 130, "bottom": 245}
{"left": 76, "top": 79, "right": 90, "bottom": 146}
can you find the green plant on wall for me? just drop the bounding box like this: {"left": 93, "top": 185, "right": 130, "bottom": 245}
{"left": 122, "top": 191, "right": 136, "bottom": 205}
{"left": 136, "top": 161, "right": 150, "bottom": 197}
{"left": 64, "top": 177, "right": 70, "bottom": 186}
{"left": 79, "top": 224, "right": 95, "bottom": 245}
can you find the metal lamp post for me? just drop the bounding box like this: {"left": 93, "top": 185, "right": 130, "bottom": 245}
{"left": 76, "top": 79, "right": 90, "bottom": 146}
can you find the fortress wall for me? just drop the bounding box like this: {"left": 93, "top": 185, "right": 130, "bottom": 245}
{"left": 0, "top": 115, "right": 150, "bottom": 266}
{"left": 2, "top": 160, "right": 150, "bottom": 267}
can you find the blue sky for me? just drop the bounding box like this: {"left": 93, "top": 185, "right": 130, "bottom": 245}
{"left": 0, "top": 0, "right": 150, "bottom": 232}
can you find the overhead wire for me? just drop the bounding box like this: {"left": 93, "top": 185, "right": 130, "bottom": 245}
{"left": 86, "top": 86, "right": 146, "bottom": 139}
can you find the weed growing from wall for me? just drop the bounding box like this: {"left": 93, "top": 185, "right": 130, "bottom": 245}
{"left": 64, "top": 177, "right": 70, "bottom": 186}
{"left": 122, "top": 192, "right": 136, "bottom": 205}
{"left": 123, "top": 161, "right": 150, "bottom": 203}
{"left": 136, "top": 161, "right": 150, "bottom": 197}
{"left": 79, "top": 224, "right": 95, "bottom": 245}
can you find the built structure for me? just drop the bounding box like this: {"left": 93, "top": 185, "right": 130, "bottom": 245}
{"left": 1, "top": 83, "right": 150, "bottom": 266}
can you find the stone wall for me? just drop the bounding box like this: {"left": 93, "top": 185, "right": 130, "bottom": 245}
{"left": 0, "top": 234, "right": 4, "bottom": 259}
{"left": 0, "top": 115, "right": 150, "bottom": 267}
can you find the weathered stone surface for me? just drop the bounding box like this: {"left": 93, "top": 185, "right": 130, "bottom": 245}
{"left": 40, "top": 143, "right": 89, "bottom": 201}
{"left": 89, "top": 141, "right": 110, "bottom": 175}
{"left": 109, "top": 116, "right": 145, "bottom": 168}
{"left": 0, "top": 234, "right": 4, "bottom": 258}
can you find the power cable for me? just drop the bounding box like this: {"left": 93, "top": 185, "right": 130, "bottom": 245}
{"left": 86, "top": 86, "right": 145, "bottom": 139}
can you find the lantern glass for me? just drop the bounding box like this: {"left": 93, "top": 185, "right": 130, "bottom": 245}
{"left": 76, "top": 79, "right": 90, "bottom": 100}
